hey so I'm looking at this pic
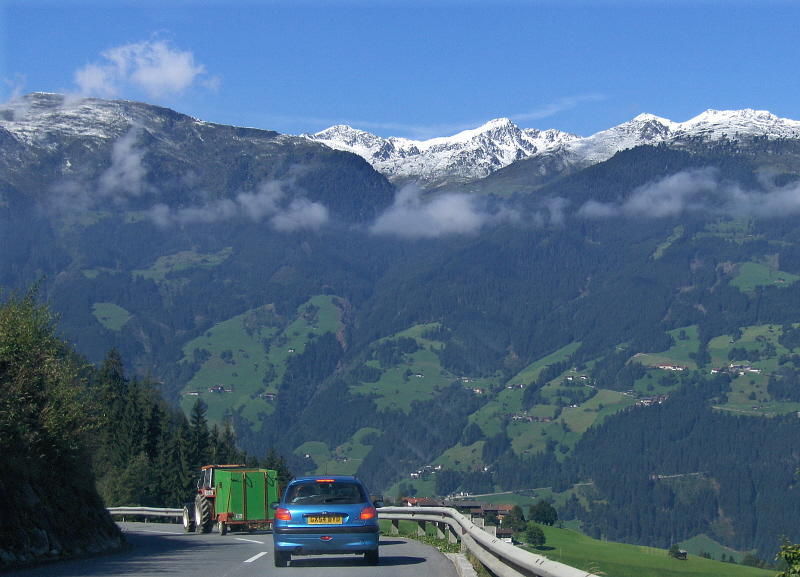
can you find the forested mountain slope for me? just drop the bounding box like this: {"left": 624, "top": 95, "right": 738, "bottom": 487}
{"left": 4, "top": 94, "right": 800, "bottom": 558}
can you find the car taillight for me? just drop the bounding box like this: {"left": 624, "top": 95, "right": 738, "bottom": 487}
{"left": 275, "top": 507, "right": 292, "bottom": 521}
{"left": 360, "top": 506, "right": 377, "bottom": 520}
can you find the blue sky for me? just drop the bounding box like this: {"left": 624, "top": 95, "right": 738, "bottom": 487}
{"left": 2, "top": 0, "right": 799, "bottom": 139}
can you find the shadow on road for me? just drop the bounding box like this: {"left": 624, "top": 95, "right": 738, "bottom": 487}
{"left": 288, "top": 555, "right": 426, "bottom": 568}
{"left": 11, "top": 525, "right": 224, "bottom": 577}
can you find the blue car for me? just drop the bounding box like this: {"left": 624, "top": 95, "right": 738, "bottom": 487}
{"left": 271, "top": 475, "right": 382, "bottom": 567}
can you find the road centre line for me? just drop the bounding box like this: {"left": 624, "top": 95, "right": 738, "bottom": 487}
{"left": 244, "top": 552, "right": 268, "bottom": 563}
{"left": 235, "top": 537, "right": 265, "bottom": 544}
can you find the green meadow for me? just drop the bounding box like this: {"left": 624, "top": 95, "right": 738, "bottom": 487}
{"left": 132, "top": 247, "right": 233, "bottom": 285}
{"left": 299, "top": 427, "right": 382, "bottom": 476}
{"left": 530, "top": 525, "right": 775, "bottom": 577}
{"left": 509, "top": 342, "right": 582, "bottom": 384}
{"left": 92, "top": 302, "right": 132, "bottom": 331}
{"left": 635, "top": 325, "right": 700, "bottom": 369}
{"left": 731, "top": 261, "right": 799, "bottom": 293}
{"left": 179, "top": 294, "right": 343, "bottom": 428}
{"left": 350, "top": 323, "right": 501, "bottom": 413}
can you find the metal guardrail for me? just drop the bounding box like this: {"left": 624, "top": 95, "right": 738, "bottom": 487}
{"left": 107, "top": 506, "right": 183, "bottom": 519}
{"left": 377, "top": 506, "right": 599, "bottom": 577}
{"left": 108, "top": 505, "right": 598, "bottom": 577}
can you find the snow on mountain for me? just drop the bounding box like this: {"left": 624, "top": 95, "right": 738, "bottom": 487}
{"left": 0, "top": 93, "right": 133, "bottom": 145}
{"left": 305, "top": 109, "right": 800, "bottom": 187}
{"left": 6, "top": 94, "right": 800, "bottom": 191}
{"left": 305, "top": 119, "right": 579, "bottom": 186}
{"left": 0, "top": 92, "right": 282, "bottom": 149}
{"left": 676, "top": 109, "right": 800, "bottom": 140}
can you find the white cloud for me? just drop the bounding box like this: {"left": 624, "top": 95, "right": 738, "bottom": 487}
{"left": 576, "top": 199, "right": 619, "bottom": 219}
{"left": 272, "top": 198, "right": 330, "bottom": 232}
{"left": 577, "top": 168, "right": 800, "bottom": 220}
{"left": 98, "top": 127, "right": 148, "bottom": 199}
{"left": 621, "top": 169, "right": 718, "bottom": 218}
{"left": 147, "top": 178, "right": 329, "bottom": 232}
{"left": 237, "top": 181, "right": 283, "bottom": 221}
{"left": 75, "top": 39, "right": 209, "bottom": 99}
{"left": 370, "top": 184, "right": 519, "bottom": 238}
{"left": 74, "top": 63, "right": 119, "bottom": 98}
{"left": 48, "top": 127, "right": 147, "bottom": 212}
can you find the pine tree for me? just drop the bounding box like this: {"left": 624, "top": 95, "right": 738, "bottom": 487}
{"left": 188, "top": 398, "right": 210, "bottom": 470}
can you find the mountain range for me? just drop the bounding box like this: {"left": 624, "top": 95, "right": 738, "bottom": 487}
{"left": 3, "top": 93, "right": 800, "bottom": 560}
{"left": 305, "top": 108, "right": 800, "bottom": 187}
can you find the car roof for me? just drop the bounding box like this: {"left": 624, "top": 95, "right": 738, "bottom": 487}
{"left": 289, "top": 475, "right": 362, "bottom": 484}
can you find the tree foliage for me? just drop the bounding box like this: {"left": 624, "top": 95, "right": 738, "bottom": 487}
{"left": 524, "top": 523, "right": 546, "bottom": 547}
{"left": 88, "top": 350, "right": 292, "bottom": 507}
{"left": 504, "top": 505, "right": 527, "bottom": 532}
{"left": 529, "top": 500, "right": 558, "bottom": 526}
{"left": 777, "top": 541, "right": 800, "bottom": 577}
{"left": 0, "top": 289, "right": 121, "bottom": 566}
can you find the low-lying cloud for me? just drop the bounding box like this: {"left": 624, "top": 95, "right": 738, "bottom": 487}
{"left": 577, "top": 168, "right": 800, "bottom": 220}
{"left": 49, "top": 126, "right": 147, "bottom": 212}
{"left": 75, "top": 39, "right": 214, "bottom": 99}
{"left": 48, "top": 130, "right": 329, "bottom": 233}
{"left": 369, "top": 185, "right": 578, "bottom": 239}
{"left": 98, "top": 127, "right": 148, "bottom": 199}
{"left": 370, "top": 185, "right": 514, "bottom": 238}
{"left": 370, "top": 185, "right": 485, "bottom": 238}
{"left": 148, "top": 179, "right": 329, "bottom": 232}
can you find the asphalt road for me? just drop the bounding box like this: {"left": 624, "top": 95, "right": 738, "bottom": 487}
{"left": 10, "top": 522, "right": 458, "bottom": 577}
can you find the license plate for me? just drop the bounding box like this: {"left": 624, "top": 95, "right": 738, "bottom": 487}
{"left": 307, "top": 515, "right": 343, "bottom": 525}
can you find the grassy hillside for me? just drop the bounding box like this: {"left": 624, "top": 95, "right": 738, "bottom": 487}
{"left": 350, "top": 323, "right": 500, "bottom": 412}
{"left": 91, "top": 302, "right": 132, "bottom": 331}
{"left": 133, "top": 247, "right": 233, "bottom": 286}
{"left": 178, "top": 294, "right": 343, "bottom": 428}
{"left": 531, "top": 525, "right": 775, "bottom": 577}
{"left": 731, "top": 261, "right": 799, "bottom": 293}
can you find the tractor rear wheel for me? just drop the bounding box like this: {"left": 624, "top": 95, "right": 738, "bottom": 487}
{"left": 182, "top": 504, "right": 196, "bottom": 532}
{"left": 195, "top": 495, "right": 213, "bottom": 534}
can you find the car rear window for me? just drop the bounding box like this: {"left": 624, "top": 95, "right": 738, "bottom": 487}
{"left": 286, "top": 481, "right": 367, "bottom": 505}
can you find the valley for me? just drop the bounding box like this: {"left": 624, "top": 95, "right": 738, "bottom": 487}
{"left": 3, "top": 93, "right": 800, "bottom": 561}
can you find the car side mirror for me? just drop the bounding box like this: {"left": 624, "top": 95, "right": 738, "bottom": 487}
{"left": 270, "top": 502, "right": 279, "bottom": 510}
{"left": 373, "top": 500, "right": 385, "bottom": 509}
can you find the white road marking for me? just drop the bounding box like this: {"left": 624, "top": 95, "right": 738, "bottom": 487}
{"left": 244, "top": 551, "right": 268, "bottom": 563}
{"left": 235, "top": 537, "right": 266, "bottom": 544}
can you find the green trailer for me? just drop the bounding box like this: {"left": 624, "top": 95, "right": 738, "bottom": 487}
{"left": 214, "top": 468, "right": 279, "bottom": 534}
{"left": 184, "top": 465, "right": 280, "bottom": 534}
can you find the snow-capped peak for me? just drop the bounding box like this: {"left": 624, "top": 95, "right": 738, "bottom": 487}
{"left": 305, "top": 108, "right": 800, "bottom": 186}
{"left": 675, "top": 108, "right": 800, "bottom": 140}
{"left": 305, "top": 117, "right": 577, "bottom": 185}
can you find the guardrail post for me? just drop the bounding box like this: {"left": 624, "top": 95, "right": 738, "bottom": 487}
{"left": 435, "top": 522, "right": 446, "bottom": 539}
{"left": 417, "top": 520, "right": 426, "bottom": 537}
{"left": 448, "top": 525, "right": 459, "bottom": 544}
{"left": 390, "top": 519, "right": 399, "bottom": 535}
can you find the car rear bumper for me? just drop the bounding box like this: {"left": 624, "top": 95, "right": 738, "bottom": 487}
{"left": 273, "top": 525, "right": 379, "bottom": 554}
{"left": 274, "top": 525, "right": 379, "bottom": 534}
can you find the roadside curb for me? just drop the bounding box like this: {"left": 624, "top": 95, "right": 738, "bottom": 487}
{"left": 445, "top": 552, "right": 479, "bottom": 577}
